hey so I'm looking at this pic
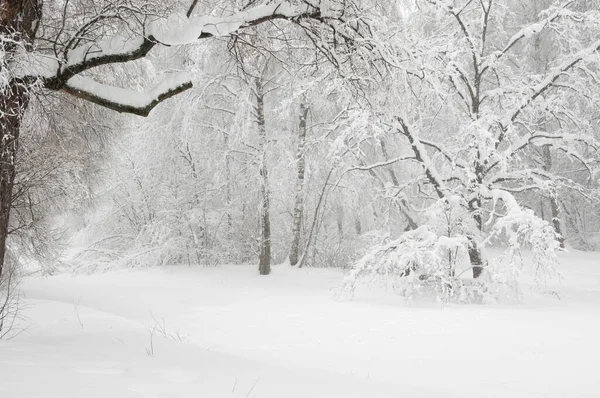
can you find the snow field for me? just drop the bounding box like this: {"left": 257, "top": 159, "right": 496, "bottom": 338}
{"left": 1, "top": 250, "right": 599, "bottom": 397}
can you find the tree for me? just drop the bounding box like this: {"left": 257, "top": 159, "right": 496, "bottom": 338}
{"left": 288, "top": 96, "right": 308, "bottom": 266}
{"left": 342, "top": 0, "right": 600, "bottom": 301}
{"left": 0, "top": 0, "right": 326, "bottom": 278}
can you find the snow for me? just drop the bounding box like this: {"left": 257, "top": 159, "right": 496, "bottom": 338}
{"left": 11, "top": 52, "right": 60, "bottom": 79}
{"left": 522, "top": 22, "right": 546, "bottom": 39}
{"left": 147, "top": 1, "right": 311, "bottom": 46}
{"left": 65, "top": 73, "right": 192, "bottom": 109}
{"left": 65, "top": 36, "right": 147, "bottom": 68}
{"left": 2, "top": 251, "right": 600, "bottom": 397}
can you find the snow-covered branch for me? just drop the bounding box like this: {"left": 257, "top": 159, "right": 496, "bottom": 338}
{"left": 489, "top": 130, "right": 600, "bottom": 175}
{"left": 342, "top": 156, "right": 415, "bottom": 173}
{"left": 35, "top": 1, "right": 321, "bottom": 116}
{"left": 481, "top": 0, "right": 577, "bottom": 74}
{"left": 147, "top": 1, "right": 318, "bottom": 46}
{"left": 62, "top": 74, "right": 193, "bottom": 117}
{"left": 395, "top": 116, "right": 449, "bottom": 200}
{"left": 502, "top": 40, "right": 600, "bottom": 127}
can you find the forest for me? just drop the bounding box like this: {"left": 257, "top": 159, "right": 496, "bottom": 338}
{"left": 1, "top": 0, "right": 599, "bottom": 397}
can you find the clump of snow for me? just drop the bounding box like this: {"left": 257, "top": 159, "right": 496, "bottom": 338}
{"left": 522, "top": 21, "right": 546, "bottom": 39}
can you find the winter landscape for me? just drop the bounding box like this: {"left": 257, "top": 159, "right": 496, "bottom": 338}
{"left": 1, "top": 0, "right": 600, "bottom": 397}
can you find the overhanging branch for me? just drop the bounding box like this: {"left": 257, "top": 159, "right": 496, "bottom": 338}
{"left": 37, "top": 1, "right": 321, "bottom": 116}
{"left": 62, "top": 75, "right": 193, "bottom": 117}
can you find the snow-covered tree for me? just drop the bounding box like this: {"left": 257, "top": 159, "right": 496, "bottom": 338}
{"left": 342, "top": 0, "right": 600, "bottom": 301}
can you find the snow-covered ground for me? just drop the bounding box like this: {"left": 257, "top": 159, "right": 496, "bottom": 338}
{"left": 2, "top": 250, "right": 600, "bottom": 397}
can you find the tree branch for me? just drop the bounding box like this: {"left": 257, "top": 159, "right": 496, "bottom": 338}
{"left": 33, "top": 1, "right": 321, "bottom": 116}
{"left": 62, "top": 75, "right": 193, "bottom": 117}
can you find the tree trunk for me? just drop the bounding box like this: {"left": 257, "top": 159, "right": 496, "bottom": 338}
{"left": 258, "top": 161, "right": 271, "bottom": 275}
{"left": 0, "top": 84, "right": 28, "bottom": 279}
{"left": 468, "top": 238, "right": 484, "bottom": 278}
{"left": 468, "top": 196, "right": 485, "bottom": 278}
{"left": 0, "top": 0, "right": 40, "bottom": 278}
{"left": 549, "top": 196, "right": 565, "bottom": 248}
{"left": 255, "top": 78, "right": 271, "bottom": 275}
{"left": 224, "top": 133, "right": 233, "bottom": 229}
{"left": 289, "top": 99, "right": 308, "bottom": 266}
{"left": 542, "top": 145, "right": 565, "bottom": 248}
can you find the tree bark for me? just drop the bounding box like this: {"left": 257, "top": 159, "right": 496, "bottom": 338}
{"left": 288, "top": 98, "right": 308, "bottom": 266}
{"left": 254, "top": 78, "right": 270, "bottom": 275}
{"left": 468, "top": 238, "right": 484, "bottom": 278}
{"left": 542, "top": 145, "right": 565, "bottom": 248}
{"left": 0, "top": 0, "right": 40, "bottom": 278}
{"left": 549, "top": 196, "right": 565, "bottom": 248}
{"left": 224, "top": 133, "right": 233, "bottom": 229}
{"left": 0, "top": 83, "right": 28, "bottom": 279}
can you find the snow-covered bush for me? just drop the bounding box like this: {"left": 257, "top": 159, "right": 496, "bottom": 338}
{"left": 339, "top": 225, "right": 470, "bottom": 302}
{"left": 341, "top": 192, "right": 561, "bottom": 304}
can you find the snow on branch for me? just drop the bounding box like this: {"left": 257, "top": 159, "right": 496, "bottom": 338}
{"left": 483, "top": 0, "right": 577, "bottom": 72}
{"left": 42, "top": 37, "right": 155, "bottom": 91}
{"left": 342, "top": 156, "right": 415, "bottom": 174}
{"left": 147, "top": 1, "right": 318, "bottom": 46}
{"left": 35, "top": 1, "right": 320, "bottom": 115}
{"left": 62, "top": 74, "right": 193, "bottom": 117}
{"left": 395, "top": 116, "right": 449, "bottom": 200}
{"left": 502, "top": 39, "right": 600, "bottom": 127}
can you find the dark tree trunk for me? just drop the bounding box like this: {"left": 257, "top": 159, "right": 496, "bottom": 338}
{"left": 0, "top": 0, "right": 40, "bottom": 278}
{"left": 468, "top": 238, "right": 484, "bottom": 278}
{"left": 549, "top": 196, "right": 565, "bottom": 249}
{"left": 468, "top": 197, "right": 485, "bottom": 279}
{"left": 0, "top": 84, "right": 28, "bottom": 278}
{"left": 289, "top": 99, "right": 308, "bottom": 266}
